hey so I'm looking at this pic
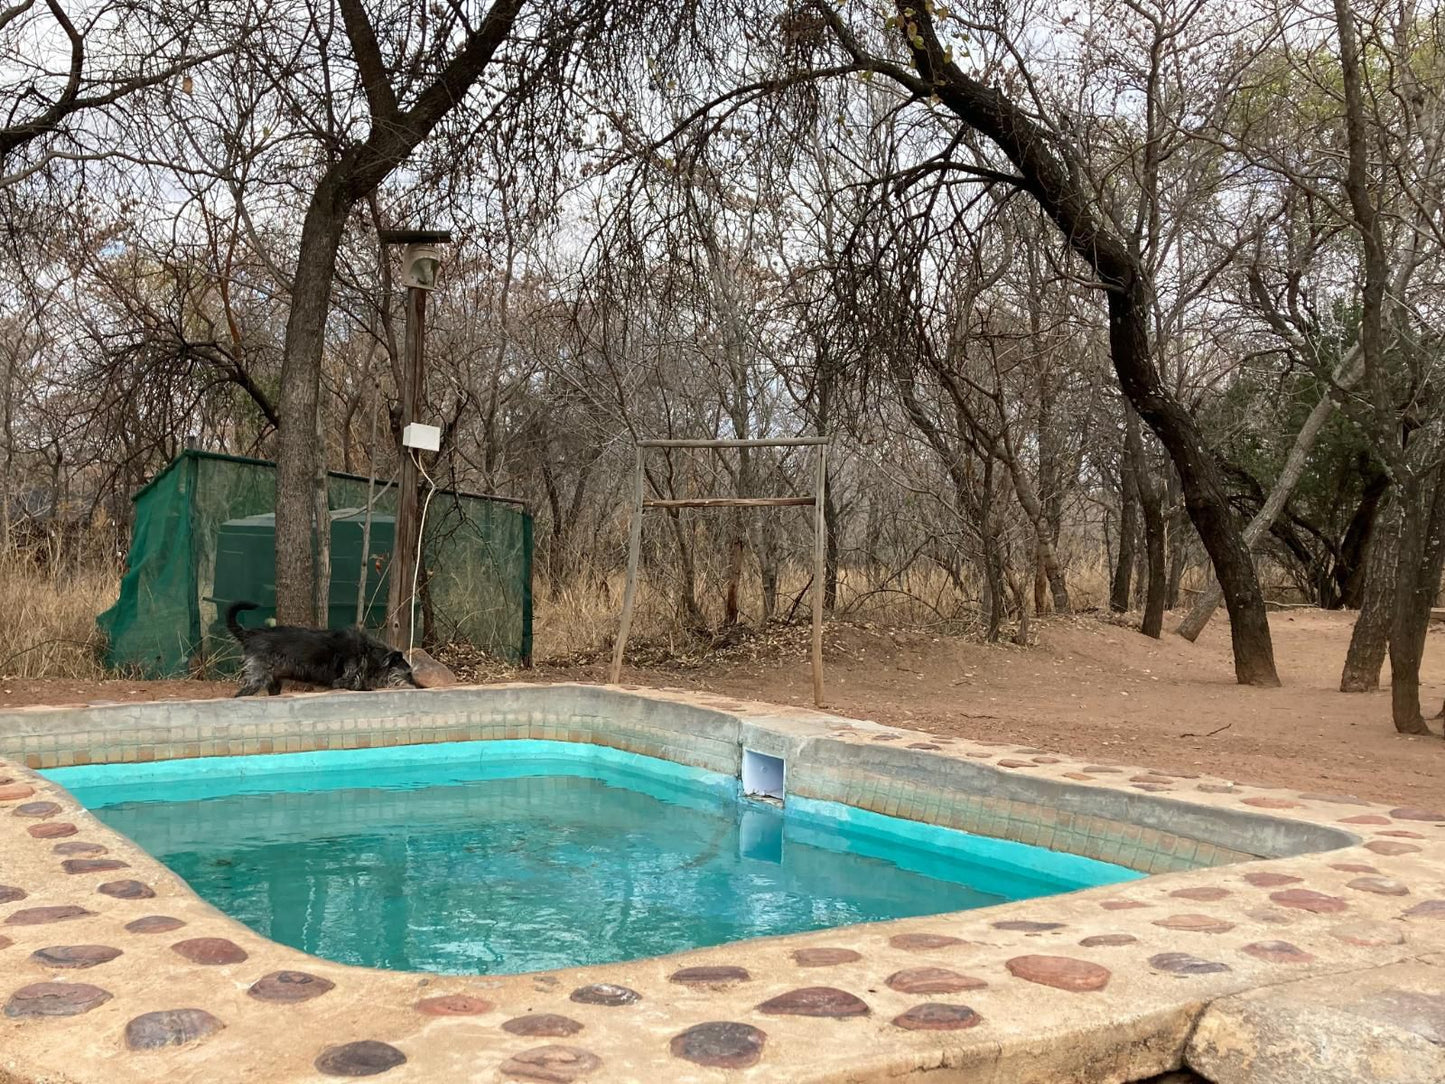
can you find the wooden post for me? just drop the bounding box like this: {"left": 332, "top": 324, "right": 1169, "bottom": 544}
{"left": 386, "top": 286, "right": 425, "bottom": 650}
{"left": 610, "top": 446, "right": 645, "bottom": 684}
{"left": 812, "top": 444, "right": 827, "bottom": 707}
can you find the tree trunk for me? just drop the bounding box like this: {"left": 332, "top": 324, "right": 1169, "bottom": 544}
{"left": 1177, "top": 353, "right": 1358, "bottom": 641}
{"left": 1111, "top": 413, "right": 1140, "bottom": 613}
{"left": 1002, "top": 444, "right": 1070, "bottom": 613}
{"left": 1335, "top": 464, "right": 1389, "bottom": 608}
{"left": 1341, "top": 495, "right": 1401, "bottom": 691}
{"left": 1388, "top": 466, "right": 1445, "bottom": 733}
{"left": 275, "top": 189, "right": 348, "bottom": 625}
{"left": 1128, "top": 416, "right": 1167, "bottom": 637}
{"left": 313, "top": 403, "right": 331, "bottom": 626}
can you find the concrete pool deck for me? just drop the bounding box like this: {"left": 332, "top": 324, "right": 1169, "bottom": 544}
{"left": 0, "top": 683, "right": 1442, "bottom": 1083}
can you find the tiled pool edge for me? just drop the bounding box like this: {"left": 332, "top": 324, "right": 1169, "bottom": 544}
{"left": 0, "top": 683, "right": 1440, "bottom": 1084}
{"left": 0, "top": 684, "right": 1357, "bottom": 876}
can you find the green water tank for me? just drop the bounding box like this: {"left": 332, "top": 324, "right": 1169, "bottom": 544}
{"left": 210, "top": 508, "right": 400, "bottom": 633}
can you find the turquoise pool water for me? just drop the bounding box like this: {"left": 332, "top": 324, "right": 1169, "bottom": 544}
{"left": 46, "top": 741, "right": 1139, "bottom": 975}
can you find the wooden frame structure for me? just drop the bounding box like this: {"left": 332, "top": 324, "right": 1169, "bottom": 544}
{"left": 610, "top": 437, "right": 830, "bottom": 706}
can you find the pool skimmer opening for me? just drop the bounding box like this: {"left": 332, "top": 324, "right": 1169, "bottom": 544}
{"left": 741, "top": 749, "right": 785, "bottom": 803}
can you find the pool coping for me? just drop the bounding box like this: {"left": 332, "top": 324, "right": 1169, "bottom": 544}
{"left": 0, "top": 683, "right": 1442, "bottom": 1083}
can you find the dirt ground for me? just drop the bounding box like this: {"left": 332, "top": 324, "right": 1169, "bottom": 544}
{"left": 3, "top": 609, "right": 1442, "bottom": 807}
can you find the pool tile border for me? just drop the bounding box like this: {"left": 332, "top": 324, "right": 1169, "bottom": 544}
{"left": 0, "top": 683, "right": 1442, "bottom": 1083}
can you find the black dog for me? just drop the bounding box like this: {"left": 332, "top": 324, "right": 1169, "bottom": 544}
{"left": 225, "top": 601, "right": 420, "bottom": 696}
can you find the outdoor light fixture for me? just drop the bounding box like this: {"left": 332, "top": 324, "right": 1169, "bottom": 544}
{"left": 378, "top": 228, "right": 453, "bottom": 291}
{"left": 402, "top": 243, "right": 442, "bottom": 290}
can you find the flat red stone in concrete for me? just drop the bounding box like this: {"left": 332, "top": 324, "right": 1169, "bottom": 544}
{"left": 125, "top": 915, "right": 185, "bottom": 934}
{"left": 1082, "top": 766, "right": 1123, "bottom": 773}
{"left": 60, "top": 857, "right": 128, "bottom": 875}
{"left": 1270, "top": 889, "right": 1348, "bottom": 914}
{"left": 248, "top": 971, "right": 336, "bottom": 1003}
{"left": 1241, "top": 941, "right": 1314, "bottom": 964}
{"left": 1152, "top": 914, "right": 1235, "bottom": 933}
{"left": 124, "top": 1008, "right": 225, "bottom": 1050}
{"left": 4, "top": 905, "right": 93, "bottom": 925}
{"left": 0, "top": 885, "right": 25, "bottom": 904}
{"left": 908, "top": 743, "right": 941, "bottom": 750}
{"left": 1365, "top": 840, "right": 1421, "bottom": 856}
{"left": 1242, "top": 872, "right": 1303, "bottom": 887}
{"left": 892, "top": 1003, "right": 982, "bottom": 1031}
{"left": 0, "top": 783, "right": 35, "bottom": 801}
{"left": 669, "top": 966, "right": 751, "bottom": 986}
{"left": 3, "top": 981, "right": 112, "bottom": 1017}
{"left": 885, "top": 967, "right": 986, "bottom": 994}
{"left": 29, "top": 945, "right": 122, "bottom": 969}
{"left": 1340, "top": 815, "right": 1391, "bottom": 826}
{"left": 997, "top": 759, "right": 1033, "bottom": 768}
{"left": 52, "top": 842, "right": 106, "bottom": 856}
{"left": 790, "top": 947, "right": 862, "bottom": 967}
{"left": 1170, "top": 887, "right": 1231, "bottom": 901}
{"left": 1130, "top": 774, "right": 1175, "bottom": 785}
{"left": 314, "top": 1040, "right": 407, "bottom": 1077}
{"left": 1004, "top": 955, "right": 1110, "bottom": 992}
{"left": 888, "top": 932, "right": 963, "bottom": 951}
{"left": 415, "top": 994, "right": 493, "bottom": 1015}
{"left": 1098, "top": 899, "right": 1149, "bottom": 910}
{"left": 1388, "top": 807, "right": 1445, "bottom": 821}
{"left": 13, "top": 801, "right": 62, "bottom": 818}
{"left": 98, "top": 879, "right": 154, "bottom": 899}
{"left": 569, "top": 984, "right": 640, "bottom": 1007}
{"left": 502, "top": 1014, "right": 585, "bottom": 1038}
{"left": 1244, "top": 907, "right": 1293, "bottom": 925}
{"left": 1063, "top": 773, "right": 1094, "bottom": 781}
{"left": 1329, "top": 921, "right": 1405, "bottom": 946}
{"left": 171, "top": 937, "right": 248, "bottom": 965}
{"left": 26, "top": 822, "right": 77, "bottom": 839}
{"left": 1078, "top": 934, "right": 1138, "bottom": 947}
{"left": 1148, "top": 952, "right": 1230, "bottom": 975}
{"left": 1132, "top": 783, "right": 1171, "bottom": 792}
{"left": 669, "top": 1021, "right": 766, "bottom": 1068}
{"left": 498, "top": 1045, "right": 600, "bottom": 1082}
{"left": 1348, "top": 877, "right": 1410, "bottom": 897}
{"left": 757, "top": 987, "right": 870, "bottom": 1017}
{"left": 1241, "top": 797, "right": 1301, "bottom": 809}
{"left": 1403, "top": 900, "right": 1445, "bottom": 919}
{"left": 1377, "top": 829, "right": 1426, "bottom": 838}
{"left": 1330, "top": 863, "right": 1379, "bottom": 874}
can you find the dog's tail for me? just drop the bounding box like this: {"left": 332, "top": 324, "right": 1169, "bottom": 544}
{"left": 225, "top": 600, "right": 260, "bottom": 642}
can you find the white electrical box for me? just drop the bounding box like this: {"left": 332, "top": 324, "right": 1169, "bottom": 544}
{"left": 401, "top": 423, "right": 441, "bottom": 452}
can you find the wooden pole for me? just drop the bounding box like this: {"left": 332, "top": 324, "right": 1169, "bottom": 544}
{"left": 812, "top": 443, "right": 827, "bottom": 707}
{"left": 386, "top": 286, "right": 425, "bottom": 650}
{"left": 611, "top": 446, "right": 645, "bottom": 684}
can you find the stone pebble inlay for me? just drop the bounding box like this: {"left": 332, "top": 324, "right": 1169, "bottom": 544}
{"left": 124, "top": 1007, "right": 225, "bottom": 1050}
{"left": 669, "top": 1021, "right": 766, "bottom": 1069}
{"left": 757, "top": 986, "right": 870, "bottom": 1017}
{"left": 314, "top": 1040, "right": 407, "bottom": 1077}
{"left": 29, "top": 945, "right": 122, "bottom": 969}
{"left": 3, "top": 981, "right": 112, "bottom": 1017}
{"left": 892, "top": 1003, "right": 983, "bottom": 1031}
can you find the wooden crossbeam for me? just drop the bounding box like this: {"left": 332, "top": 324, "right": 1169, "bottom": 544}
{"left": 636, "top": 437, "right": 830, "bottom": 448}
{"left": 643, "top": 497, "right": 815, "bottom": 509}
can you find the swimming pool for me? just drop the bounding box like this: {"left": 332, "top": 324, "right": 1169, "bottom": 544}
{"left": 45, "top": 740, "right": 1139, "bottom": 974}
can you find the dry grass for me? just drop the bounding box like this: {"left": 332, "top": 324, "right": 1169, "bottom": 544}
{"left": 0, "top": 548, "right": 116, "bottom": 680}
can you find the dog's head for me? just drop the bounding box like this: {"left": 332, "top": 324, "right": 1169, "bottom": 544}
{"left": 374, "top": 647, "right": 422, "bottom": 689}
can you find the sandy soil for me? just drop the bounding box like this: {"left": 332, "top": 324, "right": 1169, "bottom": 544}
{"left": 3, "top": 609, "right": 1442, "bottom": 807}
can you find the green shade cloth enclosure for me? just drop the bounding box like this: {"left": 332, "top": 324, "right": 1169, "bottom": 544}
{"left": 97, "top": 450, "right": 532, "bottom": 677}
